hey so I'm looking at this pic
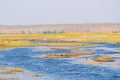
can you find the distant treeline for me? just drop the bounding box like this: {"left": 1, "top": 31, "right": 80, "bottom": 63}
{"left": 20, "top": 30, "right": 65, "bottom": 34}
{"left": 0, "top": 30, "right": 65, "bottom": 34}
{"left": 42, "top": 30, "right": 65, "bottom": 34}
{"left": 0, "top": 30, "right": 120, "bottom": 34}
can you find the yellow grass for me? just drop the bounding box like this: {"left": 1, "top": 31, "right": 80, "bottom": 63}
{"left": 1, "top": 68, "right": 24, "bottom": 74}
{"left": 86, "top": 61, "right": 96, "bottom": 65}
{"left": 0, "top": 67, "right": 43, "bottom": 78}
{"left": 40, "top": 43, "right": 97, "bottom": 47}
{"left": 93, "top": 56, "right": 115, "bottom": 62}
{"left": 0, "top": 67, "right": 7, "bottom": 70}
{"left": 0, "top": 40, "right": 39, "bottom": 50}
{"left": 0, "top": 33, "right": 120, "bottom": 43}
{"left": 36, "top": 52, "right": 94, "bottom": 58}
{"left": 0, "top": 32, "right": 120, "bottom": 50}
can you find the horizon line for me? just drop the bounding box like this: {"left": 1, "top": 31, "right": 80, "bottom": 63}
{"left": 0, "top": 23, "right": 120, "bottom": 26}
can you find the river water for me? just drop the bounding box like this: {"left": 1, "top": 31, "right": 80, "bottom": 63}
{"left": 0, "top": 43, "right": 120, "bottom": 80}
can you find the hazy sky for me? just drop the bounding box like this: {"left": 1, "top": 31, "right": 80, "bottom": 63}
{"left": 0, "top": 0, "right": 120, "bottom": 25}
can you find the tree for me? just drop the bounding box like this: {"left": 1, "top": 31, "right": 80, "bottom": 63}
{"left": 28, "top": 31, "right": 32, "bottom": 34}
{"left": 54, "top": 29, "right": 57, "bottom": 34}
{"left": 112, "top": 31, "right": 118, "bottom": 33}
{"left": 21, "top": 30, "right": 25, "bottom": 34}
{"left": 59, "top": 30, "right": 65, "bottom": 33}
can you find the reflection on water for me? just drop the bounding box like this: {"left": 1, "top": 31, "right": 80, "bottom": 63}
{"left": 0, "top": 43, "right": 120, "bottom": 80}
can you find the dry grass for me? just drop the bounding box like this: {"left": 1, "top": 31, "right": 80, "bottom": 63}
{"left": 0, "top": 67, "right": 44, "bottom": 79}
{"left": 93, "top": 56, "right": 115, "bottom": 62}
{"left": 0, "top": 67, "right": 7, "bottom": 70}
{"left": 40, "top": 43, "right": 97, "bottom": 47}
{"left": 32, "top": 74, "right": 44, "bottom": 77}
{"left": 0, "top": 40, "right": 40, "bottom": 50}
{"left": 0, "top": 77, "right": 4, "bottom": 80}
{"left": 1, "top": 68, "right": 24, "bottom": 74}
{"left": 0, "top": 33, "right": 120, "bottom": 50}
{"left": 0, "top": 33, "right": 120, "bottom": 43}
{"left": 36, "top": 52, "right": 94, "bottom": 58}
{"left": 51, "top": 47, "right": 77, "bottom": 50}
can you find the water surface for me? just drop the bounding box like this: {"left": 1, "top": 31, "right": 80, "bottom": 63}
{"left": 0, "top": 43, "right": 120, "bottom": 80}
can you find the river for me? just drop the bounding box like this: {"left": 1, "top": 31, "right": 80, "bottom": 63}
{"left": 0, "top": 43, "right": 120, "bottom": 80}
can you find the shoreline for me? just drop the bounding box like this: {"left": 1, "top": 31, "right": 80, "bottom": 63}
{"left": 0, "top": 66, "right": 44, "bottom": 80}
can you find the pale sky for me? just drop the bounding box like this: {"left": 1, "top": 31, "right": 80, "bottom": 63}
{"left": 0, "top": 0, "right": 120, "bottom": 25}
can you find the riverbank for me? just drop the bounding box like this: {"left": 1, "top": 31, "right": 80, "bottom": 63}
{"left": 0, "top": 40, "right": 40, "bottom": 50}
{"left": 0, "top": 67, "right": 43, "bottom": 80}
{"left": 0, "top": 33, "right": 120, "bottom": 50}
{"left": 0, "top": 40, "right": 99, "bottom": 50}
{"left": 0, "top": 33, "right": 120, "bottom": 43}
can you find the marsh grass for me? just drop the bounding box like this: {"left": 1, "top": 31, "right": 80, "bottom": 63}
{"left": 36, "top": 52, "right": 94, "bottom": 58}
{"left": 0, "top": 33, "right": 120, "bottom": 50}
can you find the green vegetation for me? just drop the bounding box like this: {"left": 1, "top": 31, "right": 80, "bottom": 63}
{"left": 21, "top": 30, "right": 25, "bottom": 34}
{"left": 42, "top": 30, "right": 65, "bottom": 34}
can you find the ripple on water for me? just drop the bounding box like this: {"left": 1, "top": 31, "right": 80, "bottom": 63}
{"left": 0, "top": 44, "right": 120, "bottom": 80}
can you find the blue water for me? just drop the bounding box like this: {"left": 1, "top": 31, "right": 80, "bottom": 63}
{"left": 0, "top": 43, "right": 120, "bottom": 80}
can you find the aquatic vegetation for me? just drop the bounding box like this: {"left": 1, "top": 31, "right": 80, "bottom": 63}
{"left": 32, "top": 74, "right": 44, "bottom": 77}
{"left": 93, "top": 56, "right": 115, "bottom": 62}
{"left": 0, "top": 67, "right": 44, "bottom": 80}
{"left": 36, "top": 52, "right": 94, "bottom": 58}
{"left": 0, "top": 67, "right": 7, "bottom": 70}
{"left": 2, "top": 68, "right": 24, "bottom": 74}
{"left": 51, "top": 47, "right": 77, "bottom": 50}
{"left": 86, "top": 61, "right": 96, "bottom": 65}
{"left": 0, "top": 33, "right": 120, "bottom": 80}
{"left": 0, "top": 77, "right": 4, "bottom": 80}
{"left": 40, "top": 43, "right": 97, "bottom": 47}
